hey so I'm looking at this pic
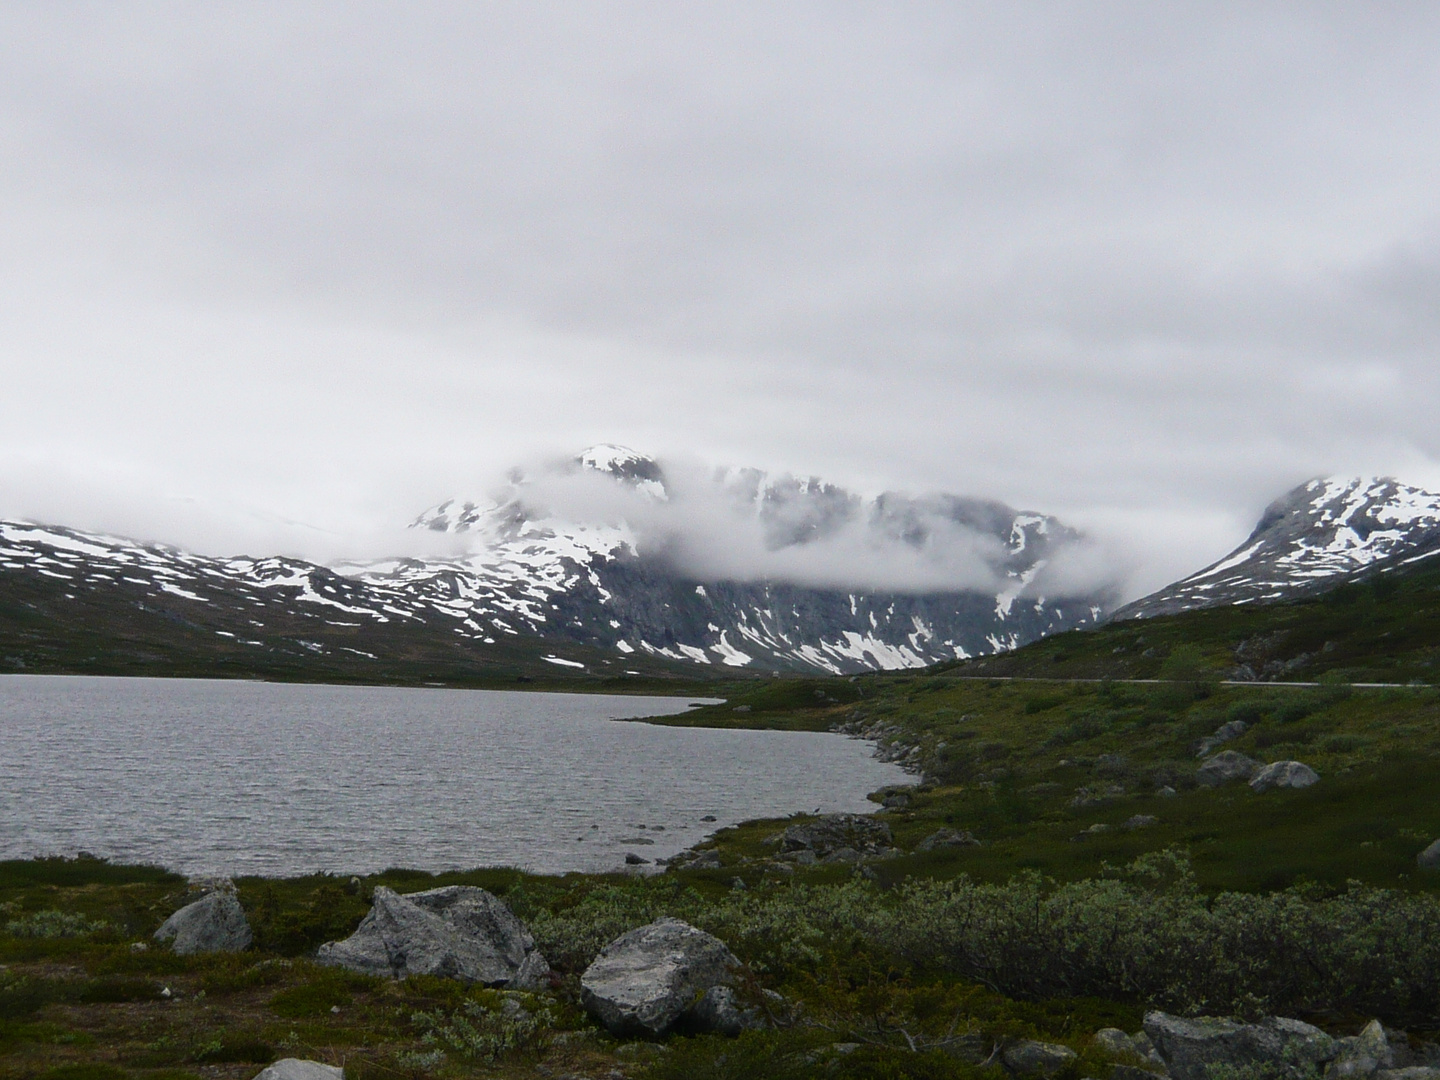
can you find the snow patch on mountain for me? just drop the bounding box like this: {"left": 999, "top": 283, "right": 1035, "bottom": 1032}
{"left": 1115, "top": 476, "right": 1440, "bottom": 619}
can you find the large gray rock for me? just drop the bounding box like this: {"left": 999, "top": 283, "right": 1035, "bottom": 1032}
{"left": 779, "top": 814, "right": 893, "bottom": 857}
{"left": 1250, "top": 761, "right": 1320, "bottom": 793}
{"left": 580, "top": 916, "right": 750, "bottom": 1037}
{"left": 1144, "top": 1011, "right": 1336, "bottom": 1080}
{"left": 1416, "top": 840, "right": 1440, "bottom": 870}
{"left": 154, "top": 889, "right": 252, "bottom": 955}
{"left": 251, "top": 1061, "right": 343, "bottom": 1080}
{"left": 316, "top": 886, "right": 548, "bottom": 988}
{"left": 1197, "top": 751, "right": 1260, "bottom": 787}
{"left": 1002, "top": 1039, "right": 1078, "bottom": 1076}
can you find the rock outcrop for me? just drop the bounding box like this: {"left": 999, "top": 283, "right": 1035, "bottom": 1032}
{"left": 1144, "top": 1011, "right": 1336, "bottom": 1080}
{"left": 316, "top": 886, "right": 548, "bottom": 988}
{"left": 778, "top": 814, "right": 893, "bottom": 860}
{"left": 1250, "top": 761, "right": 1320, "bottom": 793}
{"left": 580, "top": 917, "right": 755, "bottom": 1037}
{"left": 1196, "top": 751, "right": 1260, "bottom": 787}
{"left": 154, "top": 889, "right": 252, "bottom": 955}
{"left": 252, "top": 1061, "right": 344, "bottom": 1080}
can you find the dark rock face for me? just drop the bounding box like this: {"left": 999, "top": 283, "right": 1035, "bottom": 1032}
{"left": 1144, "top": 1011, "right": 1336, "bottom": 1080}
{"left": 153, "top": 890, "right": 251, "bottom": 955}
{"left": 316, "top": 886, "right": 549, "bottom": 988}
{"left": 580, "top": 917, "right": 755, "bottom": 1037}
{"left": 1115, "top": 477, "right": 1440, "bottom": 622}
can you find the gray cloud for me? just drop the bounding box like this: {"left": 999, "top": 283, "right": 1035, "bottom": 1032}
{"left": 2, "top": 3, "right": 1440, "bottom": 599}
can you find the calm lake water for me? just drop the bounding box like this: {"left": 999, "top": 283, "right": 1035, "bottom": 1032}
{"left": 0, "top": 675, "right": 908, "bottom": 878}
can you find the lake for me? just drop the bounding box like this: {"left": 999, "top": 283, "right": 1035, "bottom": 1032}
{"left": 0, "top": 675, "right": 908, "bottom": 878}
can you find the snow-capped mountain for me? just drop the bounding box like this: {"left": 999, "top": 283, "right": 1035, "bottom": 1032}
{"left": 1114, "top": 476, "right": 1440, "bottom": 620}
{"left": 340, "top": 446, "right": 1110, "bottom": 672}
{"left": 0, "top": 446, "right": 1111, "bottom": 676}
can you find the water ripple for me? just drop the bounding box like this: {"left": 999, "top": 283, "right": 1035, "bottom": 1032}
{"left": 0, "top": 674, "right": 907, "bottom": 877}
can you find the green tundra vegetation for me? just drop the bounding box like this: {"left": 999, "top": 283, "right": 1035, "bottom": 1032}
{"left": 4, "top": 566, "right": 1440, "bottom": 1079}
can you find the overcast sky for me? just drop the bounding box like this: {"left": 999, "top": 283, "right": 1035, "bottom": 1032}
{"left": 2, "top": 3, "right": 1439, "bottom": 598}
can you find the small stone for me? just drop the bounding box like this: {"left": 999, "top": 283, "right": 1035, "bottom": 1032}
{"left": 1157, "top": 786, "right": 1178, "bottom": 798}
{"left": 1002, "top": 1039, "right": 1079, "bottom": 1076}
{"left": 701, "top": 815, "right": 717, "bottom": 822}
{"left": 1197, "top": 720, "right": 1249, "bottom": 757}
{"left": 1417, "top": 840, "right": 1440, "bottom": 870}
{"left": 883, "top": 794, "right": 911, "bottom": 809}
{"left": 624, "top": 853, "right": 649, "bottom": 865}
{"left": 252, "top": 1060, "right": 345, "bottom": 1080}
{"left": 1094, "top": 1029, "right": 1136, "bottom": 1057}
{"left": 915, "top": 828, "right": 981, "bottom": 852}
{"left": 1123, "top": 815, "right": 1159, "bottom": 830}
{"left": 1249, "top": 761, "right": 1320, "bottom": 793}
{"left": 1196, "top": 751, "right": 1260, "bottom": 787}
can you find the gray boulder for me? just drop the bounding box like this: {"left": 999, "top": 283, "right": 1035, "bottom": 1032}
{"left": 154, "top": 889, "right": 252, "bottom": 955}
{"left": 1416, "top": 840, "right": 1440, "bottom": 870}
{"left": 251, "top": 1062, "right": 343, "bottom": 1080}
{"left": 780, "top": 814, "right": 892, "bottom": 857}
{"left": 1144, "top": 1011, "right": 1336, "bottom": 1080}
{"left": 316, "top": 886, "right": 548, "bottom": 988}
{"left": 1002, "top": 1039, "right": 1078, "bottom": 1076}
{"left": 580, "top": 916, "right": 751, "bottom": 1037}
{"left": 1095, "top": 1029, "right": 1139, "bottom": 1057}
{"left": 1198, "top": 720, "right": 1249, "bottom": 757}
{"left": 916, "top": 828, "right": 981, "bottom": 852}
{"left": 1379, "top": 1071, "right": 1440, "bottom": 1080}
{"left": 1250, "top": 761, "right": 1320, "bottom": 793}
{"left": 1197, "top": 751, "right": 1261, "bottom": 787}
{"left": 1328, "top": 1021, "right": 1393, "bottom": 1080}
{"left": 1095, "top": 1028, "right": 1165, "bottom": 1067}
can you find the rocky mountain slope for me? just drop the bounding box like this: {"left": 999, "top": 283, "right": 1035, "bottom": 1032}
{"left": 0, "top": 446, "right": 1109, "bottom": 676}
{"left": 340, "top": 446, "right": 1109, "bottom": 673}
{"left": 1114, "top": 477, "right": 1440, "bottom": 620}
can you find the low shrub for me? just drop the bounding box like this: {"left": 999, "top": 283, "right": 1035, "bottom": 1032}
{"left": 4, "top": 910, "right": 110, "bottom": 939}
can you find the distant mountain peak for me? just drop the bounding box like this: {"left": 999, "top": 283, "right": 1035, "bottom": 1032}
{"left": 1115, "top": 475, "right": 1440, "bottom": 619}
{"left": 576, "top": 444, "right": 668, "bottom": 500}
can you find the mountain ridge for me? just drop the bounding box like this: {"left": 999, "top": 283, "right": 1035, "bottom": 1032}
{"left": 1114, "top": 476, "right": 1440, "bottom": 620}
{"left": 0, "top": 446, "right": 1109, "bottom": 676}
